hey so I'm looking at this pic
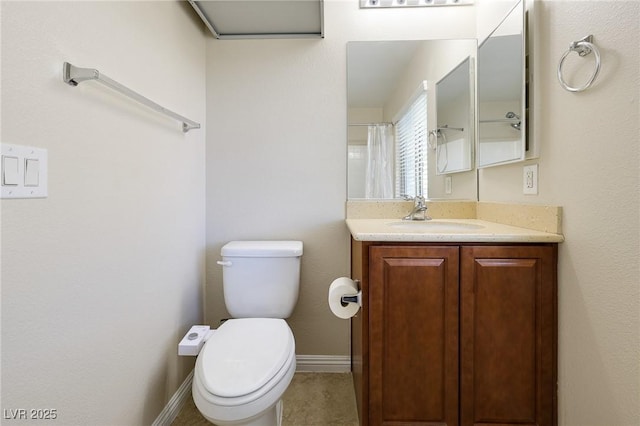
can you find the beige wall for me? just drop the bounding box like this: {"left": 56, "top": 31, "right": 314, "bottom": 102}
{"left": 478, "top": 1, "right": 640, "bottom": 425}
{"left": 1, "top": 2, "right": 206, "bottom": 424}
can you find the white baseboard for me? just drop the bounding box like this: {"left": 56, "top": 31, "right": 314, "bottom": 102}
{"left": 152, "top": 370, "right": 194, "bottom": 426}
{"left": 295, "top": 355, "right": 351, "bottom": 373}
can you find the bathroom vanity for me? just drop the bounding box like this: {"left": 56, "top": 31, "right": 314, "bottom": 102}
{"left": 347, "top": 218, "right": 562, "bottom": 426}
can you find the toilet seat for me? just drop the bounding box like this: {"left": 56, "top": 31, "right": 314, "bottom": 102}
{"left": 198, "top": 318, "right": 294, "bottom": 402}
{"left": 193, "top": 318, "right": 296, "bottom": 424}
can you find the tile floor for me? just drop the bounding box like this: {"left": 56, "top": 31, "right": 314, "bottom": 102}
{"left": 171, "top": 372, "right": 359, "bottom": 426}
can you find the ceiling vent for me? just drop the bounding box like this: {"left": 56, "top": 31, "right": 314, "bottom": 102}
{"left": 188, "top": 0, "right": 324, "bottom": 39}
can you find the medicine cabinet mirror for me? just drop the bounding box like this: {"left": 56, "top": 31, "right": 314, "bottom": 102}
{"left": 434, "top": 56, "right": 475, "bottom": 175}
{"left": 477, "top": 0, "right": 527, "bottom": 168}
{"left": 347, "top": 39, "right": 477, "bottom": 200}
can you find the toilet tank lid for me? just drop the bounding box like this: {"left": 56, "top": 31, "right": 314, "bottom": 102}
{"left": 221, "top": 240, "right": 303, "bottom": 257}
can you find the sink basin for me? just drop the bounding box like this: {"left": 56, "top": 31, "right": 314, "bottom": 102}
{"left": 387, "top": 220, "right": 485, "bottom": 233}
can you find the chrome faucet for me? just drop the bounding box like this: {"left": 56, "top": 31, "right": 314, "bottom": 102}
{"left": 403, "top": 195, "right": 431, "bottom": 221}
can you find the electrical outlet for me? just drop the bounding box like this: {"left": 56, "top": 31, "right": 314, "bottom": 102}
{"left": 523, "top": 164, "right": 538, "bottom": 195}
{"left": 445, "top": 176, "right": 452, "bottom": 194}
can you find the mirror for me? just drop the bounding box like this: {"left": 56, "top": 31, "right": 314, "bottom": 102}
{"left": 477, "top": 1, "right": 526, "bottom": 168}
{"left": 434, "top": 56, "right": 475, "bottom": 175}
{"left": 347, "top": 39, "right": 477, "bottom": 200}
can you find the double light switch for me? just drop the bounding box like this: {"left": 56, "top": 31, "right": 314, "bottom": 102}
{"left": 1, "top": 143, "right": 48, "bottom": 199}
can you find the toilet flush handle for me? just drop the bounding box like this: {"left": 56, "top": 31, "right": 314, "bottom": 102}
{"left": 216, "top": 260, "right": 232, "bottom": 267}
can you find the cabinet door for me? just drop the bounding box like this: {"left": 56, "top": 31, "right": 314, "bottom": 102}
{"left": 460, "top": 245, "right": 557, "bottom": 426}
{"left": 370, "top": 246, "right": 459, "bottom": 426}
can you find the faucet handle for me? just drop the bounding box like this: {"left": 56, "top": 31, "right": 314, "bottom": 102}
{"left": 402, "top": 195, "right": 430, "bottom": 220}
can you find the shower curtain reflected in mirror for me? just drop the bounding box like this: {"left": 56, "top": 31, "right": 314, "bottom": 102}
{"left": 365, "top": 124, "right": 394, "bottom": 199}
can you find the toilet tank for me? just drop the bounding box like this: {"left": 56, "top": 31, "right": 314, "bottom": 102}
{"left": 219, "top": 241, "right": 303, "bottom": 319}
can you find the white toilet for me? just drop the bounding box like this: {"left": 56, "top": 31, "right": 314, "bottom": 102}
{"left": 192, "top": 240, "right": 303, "bottom": 426}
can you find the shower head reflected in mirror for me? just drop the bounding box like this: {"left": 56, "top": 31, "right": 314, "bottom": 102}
{"left": 505, "top": 111, "right": 521, "bottom": 130}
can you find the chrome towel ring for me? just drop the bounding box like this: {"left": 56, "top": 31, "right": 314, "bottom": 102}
{"left": 557, "top": 35, "right": 601, "bottom": 92}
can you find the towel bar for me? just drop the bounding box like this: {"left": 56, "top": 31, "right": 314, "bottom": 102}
{"left": 63, "top": 62, "right": 200, "bottom": 133}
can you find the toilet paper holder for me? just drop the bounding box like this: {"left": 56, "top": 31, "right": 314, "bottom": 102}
{"left": 340, "top": 279, "right": 361, "bottom": 306}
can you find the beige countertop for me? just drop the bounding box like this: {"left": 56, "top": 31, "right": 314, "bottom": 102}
{"left": 346, "top": 218, "right": 565, "bottom": 243}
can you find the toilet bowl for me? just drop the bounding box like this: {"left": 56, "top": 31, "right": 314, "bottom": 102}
{"left": 192, "top": 318, "right": 296, "bottom": 426}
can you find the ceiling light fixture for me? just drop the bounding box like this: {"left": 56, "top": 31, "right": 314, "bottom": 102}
{"left": 360, "top": 0, "right": 473, "bottom": 8}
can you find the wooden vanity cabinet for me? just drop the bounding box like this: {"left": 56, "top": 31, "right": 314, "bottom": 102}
{"left": 351, "top": 240, "right": 557, "bottom": 426}
{"left": 369, "top": 245, "right": 460, "bottom": 425}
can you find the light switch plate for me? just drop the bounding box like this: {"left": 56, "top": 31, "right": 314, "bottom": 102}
{"left": 1, "top": 143, "right": 48, "bottom": 199}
